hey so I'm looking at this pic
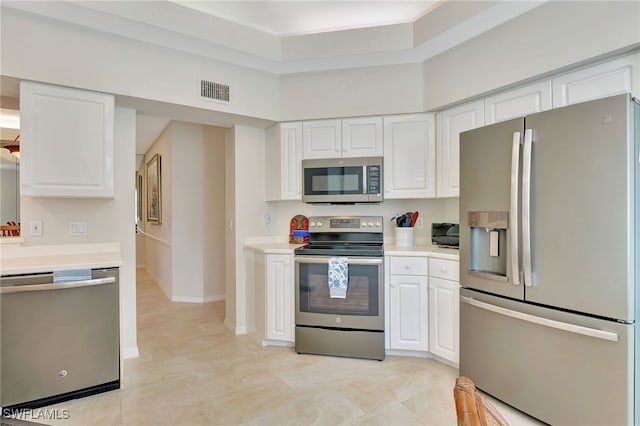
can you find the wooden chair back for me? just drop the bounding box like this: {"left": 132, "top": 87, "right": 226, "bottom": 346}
{"left": 454, "top": 376, "right": 510, "bottom": 426}
{"left": 0, "top": 223, "right": 21, "bottom": 237}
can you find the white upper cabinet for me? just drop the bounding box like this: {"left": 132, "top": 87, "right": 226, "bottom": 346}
{"left": 341, "top": 117, "right": 383, "bottom": 157}
{"left": 436, "top": 100, "right": 484, "bottom": 198}
{"left": 484, "top": 80, "right": 552, "bottom": 125}
{"left": 302, "top": 119, "right": 343, "bottom": 159}
{"left": 552, "top": 53, "right": 639, "bottom": 107}
{"left": 303, "top": 117, "right": 382, "bottom": 159}
{"left": 266, "top": 122, "right": 303, "bottom": 201}
{"left": 20, "top": 81, "right": 115, "bottom": 198}
{"left": 383, "top": 113, "right": 436, "bottom": 199}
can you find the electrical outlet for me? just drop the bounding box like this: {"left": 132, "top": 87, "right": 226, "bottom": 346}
{"left": 30, "top": 220, "right": 42, "bottom": 236}
{"left": 416, "top": 217, "right": 424, "bottom": 228}
{"left": 264, "top": 212, "right": 271, "bottom": 226}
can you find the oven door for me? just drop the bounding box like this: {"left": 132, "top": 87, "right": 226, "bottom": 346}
{"left": 295, "top": 255, "right": 384, "bottom": 330}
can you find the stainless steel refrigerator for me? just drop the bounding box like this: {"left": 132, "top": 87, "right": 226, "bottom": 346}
{"left": 459, "top": 93, "right": 638, "bottom": 426}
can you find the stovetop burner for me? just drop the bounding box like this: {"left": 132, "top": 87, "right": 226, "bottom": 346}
{"left": 294, "top": 243, "right": 384, "bottom": 257}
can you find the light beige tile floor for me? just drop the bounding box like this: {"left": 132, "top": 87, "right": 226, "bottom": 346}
{"left": 33, "top": 268, "right": 544, "bottom": 426}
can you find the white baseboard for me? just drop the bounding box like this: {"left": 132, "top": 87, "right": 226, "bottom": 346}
{"left": 262, "top": 340, "right": 294, "bottom": 348}
{"left": 172, "top": 294, "right": 226, "bottom": 303}
{"left": 123, "top": 346, "right": 140, "bottom": 359}
{"left": 171, "top": 296, "right": 204, "bottom": 303}
{"left": 203, "top": 293, "right": 226, "bottom": 302}
{"left": 224, "top": 318, "right": 246, "bottom": 335}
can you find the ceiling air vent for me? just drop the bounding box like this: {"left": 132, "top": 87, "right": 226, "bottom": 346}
{"left": 200, "top": 80, "right": 230, "bottom": 103}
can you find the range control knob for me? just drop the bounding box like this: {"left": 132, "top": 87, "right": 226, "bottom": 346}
{"left": 309, "top": 221, "right": 316, "bottom": 228}
{"left": 375, "top": 221, "right": 381, "bottom": 227}
{"left": 316, "top": 222, "right": 323, "bottom": 227}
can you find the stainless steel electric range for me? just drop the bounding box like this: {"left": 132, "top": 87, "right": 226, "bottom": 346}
{"left": 294, "top": 216, "right": 384, "bottom": 361}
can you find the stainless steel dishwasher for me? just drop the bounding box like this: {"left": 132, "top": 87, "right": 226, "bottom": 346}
{"left": 1, "top": 267, "right": 120, "bottom": 410}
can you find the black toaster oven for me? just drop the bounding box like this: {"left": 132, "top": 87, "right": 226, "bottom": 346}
{"left": 431, "top": 223, "right": 459, "bottom": 248}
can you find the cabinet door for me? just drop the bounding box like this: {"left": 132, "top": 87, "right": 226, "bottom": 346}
{"left": 383, "top": 114, "right": 436, "bottom": 199}
{"left": 302, "top": 119, "right": 342, "bottom": 159}
{"left": 265, "top": 122, "right": 303, "bottom": 201}
{"left": 552, "top": 53, "right": 639, "bottom": 107}
{"left": 266, "top": 254, "right": 294, "bottom": 342}
{"left": 436, "top": 100, "right": 484, "bottom": 198}
{"left": 429, "top": 277, "right": 459, "bottom": 364}
{"left": 484, "top": 80, "right": 552, "bottom": 124}
{"left": 341, "top": 117, "right": 383, "bottom": 157}
{"left": 20, "top": 81, "right": 115, "bottom": 198}
{"left": 389, "top": 274, "right": 428, "bottom": 351}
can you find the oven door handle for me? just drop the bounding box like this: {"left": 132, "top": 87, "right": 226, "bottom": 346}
{"left": 295, "top": 256, "right": 383, "bottom": 265}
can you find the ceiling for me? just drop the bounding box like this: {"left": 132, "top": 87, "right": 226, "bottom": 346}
{"left": 174, "top": 1, "right": 440, "bottom": 36}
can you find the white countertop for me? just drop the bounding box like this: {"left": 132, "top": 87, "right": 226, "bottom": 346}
{"left": 244, "top": 241, "right": 305, "bottom": 254}
{"left": 244, "top": 239, "right": 459, "bottom": 261}
{"left": 0, "top": 243, "right": 123, "bottom": 275}
{"left": 384, "top": 244, "right": 459, "bottom": 260}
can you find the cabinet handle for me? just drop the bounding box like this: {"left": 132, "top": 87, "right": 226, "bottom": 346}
{"left": 440, "top": 267, "right": 447, "bottom": 273}
{"left": 404, "top": 265, "right": 411, "bottom": 270}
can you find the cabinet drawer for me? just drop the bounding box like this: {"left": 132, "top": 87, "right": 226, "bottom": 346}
{"left": 389, "top": 257, "right": 428, "bottom": 276}
{"left": 429, "top": 258, "right": 459, "bottom": 281}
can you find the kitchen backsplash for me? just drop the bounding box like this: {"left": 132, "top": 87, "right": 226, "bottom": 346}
{"left": 264, "top": 198, "right": 459, "bottom": 244}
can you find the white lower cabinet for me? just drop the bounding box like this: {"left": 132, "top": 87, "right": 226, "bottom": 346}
{"left": 428, "top": 258, "right": 460, "bottom": 364}
{"left": 254, "top": 253, "right": 294, "bottom": 345}
{"left": 386, "top": 255, "right": 460, "bottom": 364}
{"left": 387, "top": 256, "right": 429, "bottom": 351}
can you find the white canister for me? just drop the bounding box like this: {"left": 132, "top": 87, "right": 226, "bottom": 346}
{"left": 395, "top": 227, "right": 414, "bottom": 247}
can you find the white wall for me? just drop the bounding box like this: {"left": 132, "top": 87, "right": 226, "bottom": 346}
{"left": 0, "top": 7, "right": 280, "bottom": 123}
{"left": 142, "top": 125, "right": 173, "bottom": 298}
{"left": 261, "top": 198, "right": 459, "bottom": 245}
{"left": 422, "top": 0, "right": 640, "bottom": 109}
{"left": 279, "top": 63, "right": 424, "bottom": 120}
{"left": 19, "top": 107, "right": 138, "bottom": 358}
{"left": 225, "top": 125, "right": 268, "bottom": 333}
{"left": 171, "top": 122, "right": 226, "bottom": 302}
{"left": 224, "top": 128, "right": 237, "bottom": 331}
{"left": 142, "top": 121, "right": 227, "bottom": 303}
{"left": 203, "top": 126, "right": 227, "bottom": 302}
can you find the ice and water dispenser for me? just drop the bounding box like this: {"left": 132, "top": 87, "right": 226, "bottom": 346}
{"left": 467, "top": 211, "right": 509, "bottom": 281}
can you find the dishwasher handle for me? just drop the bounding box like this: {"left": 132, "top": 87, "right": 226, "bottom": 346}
{"left": 0, "top": 276, "right": 116, "bottom": 294}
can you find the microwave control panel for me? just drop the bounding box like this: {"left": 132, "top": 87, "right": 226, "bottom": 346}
{"left": 367, "top": 165, "right": 381, "bottom": 194}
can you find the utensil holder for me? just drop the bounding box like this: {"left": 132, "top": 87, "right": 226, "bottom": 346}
{"left": 395, "top": 227, "right": 414, "bottom": 247}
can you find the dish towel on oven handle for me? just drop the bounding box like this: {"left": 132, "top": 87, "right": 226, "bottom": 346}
{"left": 328, "top": 256, "right": 348, "bottom": 298}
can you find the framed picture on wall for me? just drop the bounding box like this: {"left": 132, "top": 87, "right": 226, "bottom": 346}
{"left": 136, "top": 172, "right": 143, "bottom": 225}
{"left": 146, "top": 154, "right": 162, "bottom": 224}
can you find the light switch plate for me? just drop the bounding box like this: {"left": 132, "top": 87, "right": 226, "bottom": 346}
{"left": 69, "top": 222, "right": 88, "bottom": 236}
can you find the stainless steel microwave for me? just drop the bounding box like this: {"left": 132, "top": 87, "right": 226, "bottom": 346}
{"left": 302, "top": 156, "right": 383, "bottom": 204}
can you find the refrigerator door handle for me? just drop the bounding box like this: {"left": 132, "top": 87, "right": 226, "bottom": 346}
{"left": 461, "top": 296, "right": 619, "bottom": 342}
{"left": 522, "top": 129, "right": 534, "bottom": 287}
{"left": 510, "top": 131, "right": 521, "bottom": 286}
